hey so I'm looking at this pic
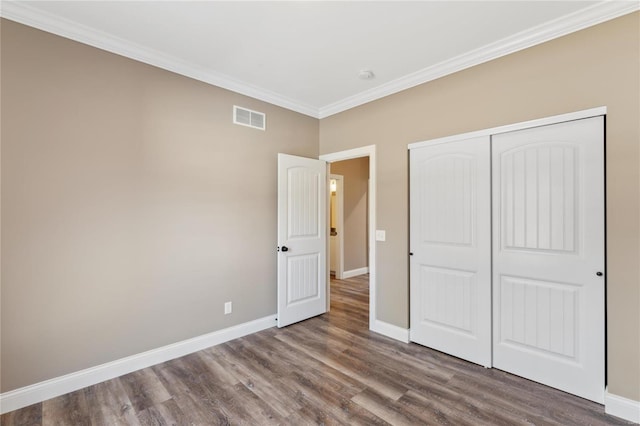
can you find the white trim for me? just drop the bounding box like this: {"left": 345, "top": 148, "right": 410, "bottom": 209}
{"left": 0, "top": 314, "right": 277, "bottom": 414}
{"left": 342, "top": 267, "right": 369, "bottom": 279}
{"left": 321, "top": 146, "right": 376, "bottom": 163}
{"left": 318, "top": 2, "right": 637, "bottom": 118}
{"left": 371, "top": 320, "right": 410, "bottom": 344}
{"left": 2, "top": 3, "right": 634, "bottom": 120}
{"left": 605, "top": 391, "right": 640, "bottom": 423}
{"left": 320, "top": 145, "right": 376, "bottom": 331}
{"left": 0, "top": 2, "right": 318, "bottom": 118}
{"left": 408, "top": 106, "right": 607, "bottom": 150}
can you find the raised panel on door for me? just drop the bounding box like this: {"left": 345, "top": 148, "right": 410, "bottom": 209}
{"left": 492, "top": 117, "right": 604, "bottom": 403}
{"left": 500, "top": 143, "right": 578, "bottom": 253}
{"left": 410, "top": 136, "right": 491, "bottom": 367}
{"left": 277, "top": 154, "right": 327, "bottom": 328}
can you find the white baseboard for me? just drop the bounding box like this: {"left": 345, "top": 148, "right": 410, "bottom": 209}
{"left": 0, "top": 314, "right": 277, "bottom": 414}
{"left": 371, "top": 319, "right": 410, "bottom": 343}
{"left": 605, "top": 391, "right": 640, "bottom": 423}
{"left": 342, "top": 267, "right": 369, "bottom": 279}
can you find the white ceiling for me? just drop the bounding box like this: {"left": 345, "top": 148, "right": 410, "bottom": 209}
{"left": 2, "top": 1, "right": 638, "bottom": 118}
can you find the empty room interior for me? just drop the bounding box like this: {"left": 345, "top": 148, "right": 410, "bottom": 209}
{"left": 1, "top": 1, "right": 639, "bottom": 425}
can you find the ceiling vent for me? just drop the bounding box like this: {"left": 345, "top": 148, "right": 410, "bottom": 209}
{"left": 233, "top": 105, "right": 266, "bottom": 131}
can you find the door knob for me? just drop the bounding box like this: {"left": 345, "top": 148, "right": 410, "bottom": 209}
{"left": 596, "top": 271, "right": 603, "bottom": 277}
{"left": 281, "top": 246, "right": 289, "bottom": 252}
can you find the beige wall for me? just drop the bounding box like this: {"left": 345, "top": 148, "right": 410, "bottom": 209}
{"left": 2, "top": 12, "right": 639, "bottom": 403}
{"left": 330, "top": 157, "right": 369, "bottom": 272}
{"left": 0, "top": 20, "right": 319, "bottom": 392}
{"left": 320, "top": 13, "right": 640, "bottom": 401}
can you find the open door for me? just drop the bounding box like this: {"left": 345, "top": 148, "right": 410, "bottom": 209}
{"left": 277, "top": 153, "right": 327, "bottom": 327}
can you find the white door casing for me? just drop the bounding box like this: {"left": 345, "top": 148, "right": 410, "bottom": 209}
{"left": 320, "top": 145, "right": 377, "bottom": 333}
{"left": 277, "top": 153, "right": 327, "bottom": 328}
{"left": 492, "top": 117, "right": 605, "bottom": 403}
{"left": 410, "top": 136, "right": 492, "bottom": 367}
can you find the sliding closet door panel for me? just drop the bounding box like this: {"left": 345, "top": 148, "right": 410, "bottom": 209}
{"left": 410, "top": 136, "right": 491, "bottom": 367}
{"left": 492, "top": 117, "right": 604, "bottom": 403}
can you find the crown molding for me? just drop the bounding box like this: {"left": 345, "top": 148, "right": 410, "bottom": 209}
{"left": 318, "top": 1, "right": 640, "bottom": 119}
{"left": 0, "top": 1, "right": 320, "bottom": 118}
{"left": 1, "top": 1, "right": 637, "bottom": 120}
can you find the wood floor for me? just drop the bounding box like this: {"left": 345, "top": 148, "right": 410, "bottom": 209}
{"left": 2, "top": 274, "right": 632, "bottom": 425}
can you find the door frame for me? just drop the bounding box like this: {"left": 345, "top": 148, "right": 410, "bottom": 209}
{"left": 320, "top": 145, "right": 377, "bottom": 330}
{"left": 408, "top": 106, "right": 607, "bottom": 150}
{"left": 329, "top": 174, "right": 345, "bottom": 279}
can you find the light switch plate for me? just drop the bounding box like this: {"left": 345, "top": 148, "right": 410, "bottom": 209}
{"left": 376, "top": 230, "right": 386, "bottom": 241}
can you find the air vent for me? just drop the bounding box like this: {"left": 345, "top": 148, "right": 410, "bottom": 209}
{"left": 233, "top": 106, "right": 266, "bottom": 131}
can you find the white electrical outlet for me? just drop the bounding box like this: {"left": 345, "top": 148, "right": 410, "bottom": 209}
{"left": 224, "top": 301, "right": 232, "bottom": 315}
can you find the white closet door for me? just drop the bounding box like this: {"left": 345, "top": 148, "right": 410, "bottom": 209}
{"left": 492, "top": 117, "right": 605, "bottom": 403}
{"left": 410, "top": 136, "right": 492, "bottom": 367}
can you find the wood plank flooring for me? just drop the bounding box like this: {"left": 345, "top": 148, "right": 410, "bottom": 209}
{"left": 2, "top": 274, "right": 633, "bottom": 425}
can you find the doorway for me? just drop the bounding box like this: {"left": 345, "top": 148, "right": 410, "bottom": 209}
{"left": 330, "top": 158, "right": 369, "bottom": 279}
{"left": 329, "top": 174, "right": 344, "bottom": 279}
{"left": 320, "top": 145, "right": 377, "bottom": 330}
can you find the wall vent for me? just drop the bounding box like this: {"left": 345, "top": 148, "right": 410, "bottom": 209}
{"left": 233, "top": 106, "right": 266, "bottom": 131}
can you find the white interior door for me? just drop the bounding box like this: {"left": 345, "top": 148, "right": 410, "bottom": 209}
{"left": 492, "top": 117, "right": 605, "bottom": 403}
{"left": 277, "top": 153, "right": 327, "bottom": 328}
{"left": 410, "top": 136, "right": 492, "bottom": 367}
